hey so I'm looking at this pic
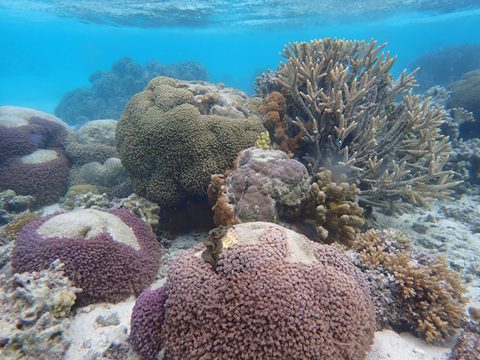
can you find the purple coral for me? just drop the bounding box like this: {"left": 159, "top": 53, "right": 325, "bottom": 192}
{"left": 130, "top": 287, "right": 167, "bottom": 360}
{"left": 130, "top": 222, "right": 375, "bottom": 359}
{"left": 0, "top": 150, "right": 70, "bottom": 206}
{"left": 12, "top": 208, "right": 162, "bottom": 304}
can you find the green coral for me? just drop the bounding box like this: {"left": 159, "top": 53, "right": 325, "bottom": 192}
{"left": 255, "top": 131, "right": 272, "bottom": 149}
{"left": 116, "top": 77, "right": 265, "bottom": 207}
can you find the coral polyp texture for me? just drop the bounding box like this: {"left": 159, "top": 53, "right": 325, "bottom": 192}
{"left": 0, "top": 106, "right": 71, "bottom": 206}
{"left": 208, "top": 148, "right": 311, "bottom": 226}
{"left": 257, "top": 38, "right": 459, "bottom": 212}
{"left": 353, "top": 229, "right": 466, "bottom": 342}
{"left": 116, "top": 77, "right": 264, "bottom": 208}
{"left": 130, "top": 222, "right": 375, "bottom": 359}
{"left": 11, "top": 208, "right": 162, "bottom": 304}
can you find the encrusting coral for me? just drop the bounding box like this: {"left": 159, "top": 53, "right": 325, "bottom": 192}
{"left": 352, "top": 228, "right": 466, "bottom": 342}
{"left": 258, "top": 38, "right": 459, "bottom": 212}
{"left": 12, "top": 208, "right": 162, "bottom": 305}
{"left": 0, "top": 260, "right": 81, "bottom": 359}
{"left": 129, "top": 222, "right": 375, "bottom": 360}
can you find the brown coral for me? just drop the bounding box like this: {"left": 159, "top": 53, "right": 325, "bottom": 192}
{"left": 300, "top": 170, "right": 364, "bottom": 245}
{"left": 353, "top": 229, "right": 466, "bottom": 342}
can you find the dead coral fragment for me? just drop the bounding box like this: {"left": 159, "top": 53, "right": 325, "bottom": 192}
{"left": 302, "top": 170, "right": 364, "bottom": 245}
{"left": 0, "top": 260, "right": 81, "bottom": 359}
{"left": 274, "top": 38, "right": 459, "bottom": 211}
{"left": 354, "top": 229, "right": 466, "bottom": 342}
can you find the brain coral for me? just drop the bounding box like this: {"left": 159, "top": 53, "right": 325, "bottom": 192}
{"left": 116, "top": 77, "right": 264, "bottom": 207}
{"left": 130, "top": 222, "right": 375, "bottom": 359}
{"left": 11, "top": 208, "right": 162, "bottom": 304}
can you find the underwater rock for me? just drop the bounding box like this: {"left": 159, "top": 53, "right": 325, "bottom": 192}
{"left": 130, "top": 222, "right": 375, "bottom": 359}
{"left": 11, "top": 208, "right": 162, "bottom": 305}
{"left": 55, "top": 57, "right": 208, "bottom": 126}
{"left": 116, "top": 76, "right": 265, "bottom": 209}
{"left": 0, "top": 106, "right": 71, "bottom": 207}
{"left": 0, "top": 260, "right": 81, "bottom": 359}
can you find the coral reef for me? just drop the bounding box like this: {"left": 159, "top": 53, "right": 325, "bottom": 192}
{"left": 65, "top": 119, "right": 118, "bottom": 165}
{"left": 410, "top": 44, "right": 480, "bottom": 91}
{"left": 300, "top": 170, "right": 364, "bottom": 244}
{"left": 65, "top": 119, "right": 132, "bottom": 198}
{"left": 258, "top": 38, "right": 459, "bottom": 212}
{"left": 0, "top": 260, "right": 81, "bottom": 359}
{"left": 447, "top": 69, "right": 480, "bottom": 125}
{"left": 449, "top": 330, "right": 480, "bottom": 360}
{"left": 55, "top": 57, "right": 208, "bottom": 126}
{"left": 254, "top": 130, "right": 271, "bottom": 149}
{"left": 0, "top": 189, "right": 35, "bottom": 226}
{"left": 0, "top": 149, "right": 71, "bottom": 207}
{"left": 130, "top": 222, "right": 375, "bottom": 359}
{"left": 208, "top": 148, "right": 311, "bottom": 226}
{"left": 352, "top": 229, "right": 466, "bottom": 342}
{"left": 12, "top": 208, "right": 162, "bottom": 304}
{"left": 1, "top": 211, "right": 38, "bottom": 241}
{"left": 116, "top": 76, "right": 264, "bottom": 208}
{"left": 0, "top": 106, "right": 71, "bottom": 207}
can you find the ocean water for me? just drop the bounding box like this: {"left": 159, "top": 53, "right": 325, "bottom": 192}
{"left": 1, "top": 1, "right": 480, "bottom": 360}
{"left": 1, "top": 1, "right": 480, "bottom": 112}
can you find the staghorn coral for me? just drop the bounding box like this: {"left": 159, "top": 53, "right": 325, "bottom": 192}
{"left": 130, "top": 222, "right": 375, "bottom": 360}
{"left": 116, "top": 76, "right": 264, "bottom": 208}
{"left": 268, "top": 38, "right": 459, "bottom": 212}
{"left": 353, "top": 229, "right": 466, "bottom": 342}
{"left": 12, "top": 208, "right": 162, "bottom": 305}
{"left": 300, "top": 169, "right": 364, "bottom": 244}
{"left": 0, "top": 260, "right": 81, "bottom": 359}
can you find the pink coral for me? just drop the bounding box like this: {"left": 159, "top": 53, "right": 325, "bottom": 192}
{"left": 130, "top": 222, "right": 375, "bottom": 359}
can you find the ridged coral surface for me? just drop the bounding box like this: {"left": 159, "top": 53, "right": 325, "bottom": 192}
{"left": 131, "top": 222, "right": 375, "bottom": 359}
{"left": 116, "top": 77, "right": 264, "bottom": 207}
{"left": 11, "top": 208, "right": 162, "bottom": 304}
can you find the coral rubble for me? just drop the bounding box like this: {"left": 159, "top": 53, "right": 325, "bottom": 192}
{"left": 0, "top": 260, "right": 81, "bottom": 359}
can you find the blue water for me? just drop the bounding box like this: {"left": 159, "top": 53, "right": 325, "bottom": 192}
{"left": 1, "top": 2, "right": 480, "bottom": 114}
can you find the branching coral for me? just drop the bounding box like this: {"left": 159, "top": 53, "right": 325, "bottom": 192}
{"left": 353, "top": 229, "right": 466, "bottom": 342}
{"left": 265, "top": 38, "right": 459, "bottom": 211}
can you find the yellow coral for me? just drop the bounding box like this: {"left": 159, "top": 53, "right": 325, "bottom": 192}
{"left": 354, "top": 229, "right": 466, "bottom": 342}
{"left": 255, "top": 131, "right": 271, "bottom": 150}
{"left": 51, "top": 289, "right": 77, "bottom": 318}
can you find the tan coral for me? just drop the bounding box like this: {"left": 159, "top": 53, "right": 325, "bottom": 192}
{"left": 272, "top": 38, "right": 460, "bottom": 211}
{"left": 301, "top": 170, "right": 364, "bottom": 245}
{"left": 353, "top": 229, "right": 467, "bottom": 342}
